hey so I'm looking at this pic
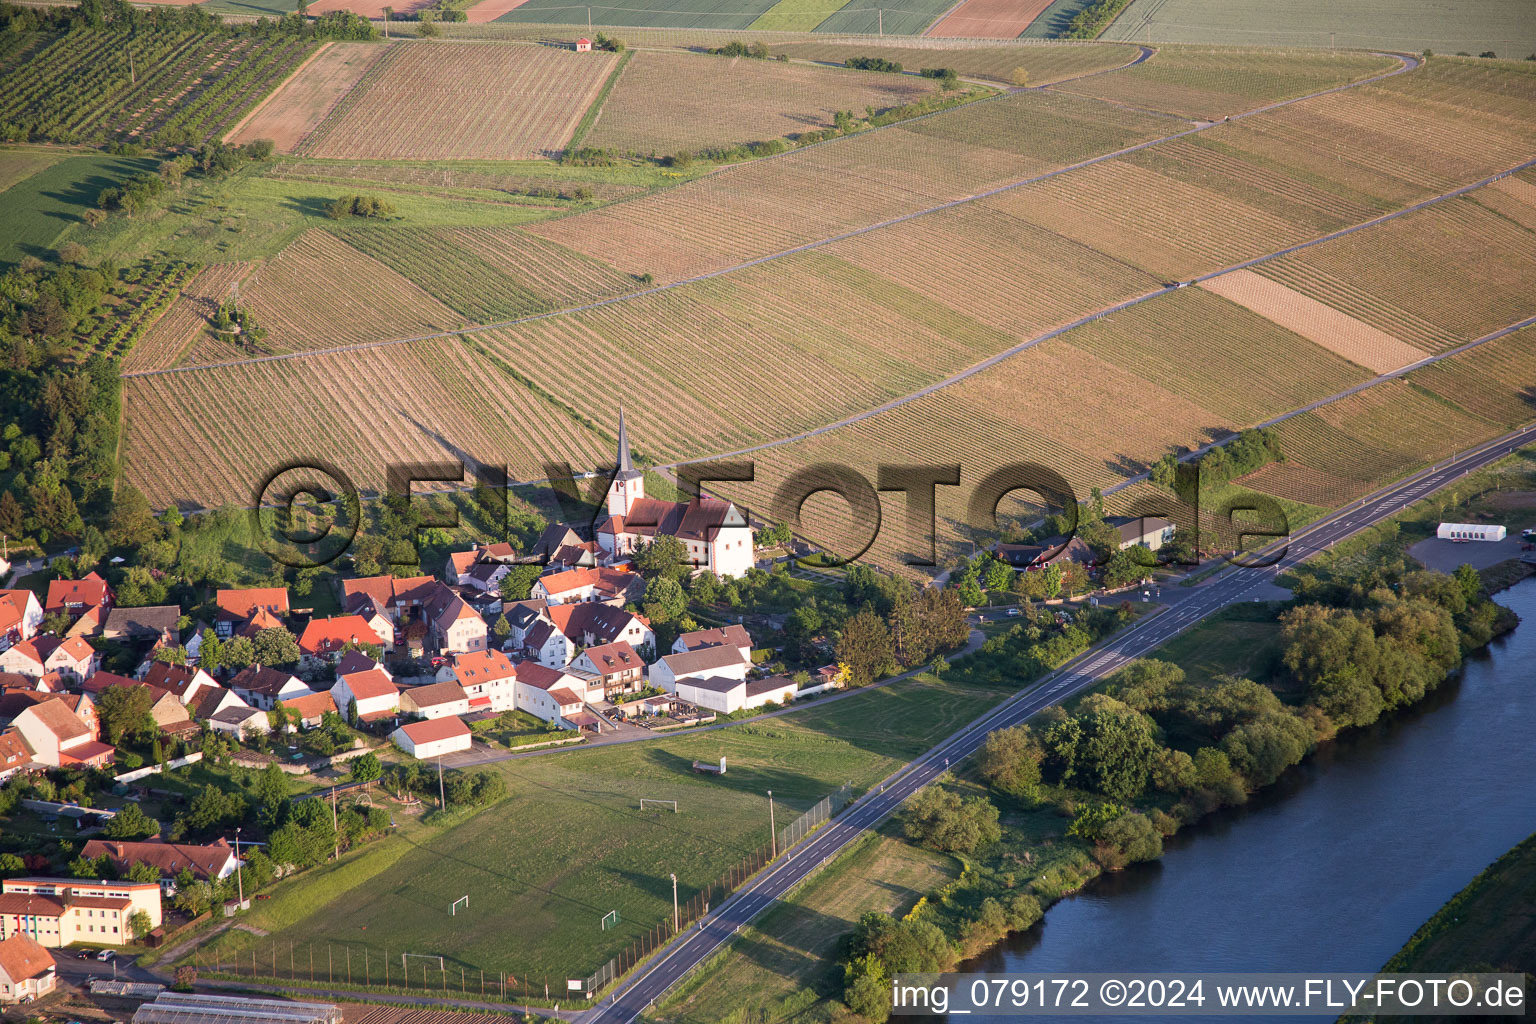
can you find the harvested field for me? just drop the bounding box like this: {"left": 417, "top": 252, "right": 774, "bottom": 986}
{"left": 768, "top": 40, "right": 1142, "bottom": 84}
{"left": 307, "top": 0, "right": 431, "bottom": 15}
{"left": 1054, "top": 48, "right": 1399, "bottom": 120}
{"left": 123, "top": 337, "right": 609, "bottom": 509}
{"left": 581, "top": 50, "right": 938, "bottom": 154}
{"left": 1410, "top": 325, "right": 1536, "bottom": 428}
{"left": 529, "top": 91, "right": 1172, "bottom": 280}
{"left": 179, "top": 229, "right": 463, "bottom": 362}
{"left": 1060, "top": 287, "right": 1371, "bottom": 426}
{"left": 1253, "top": 195, "right": 1536, "bottom": 355}
{"left": 925, "top": 0, "right": 1053, "bottom": 39}
{"left": 1475, "top": 174, "right": 1536, "bottom": 231}
{"left": 228, "top": 41, "right": 388, "bottom": 152}
{"left": 298, "top": 41, "right": 618, "bottom": 160}
{"left": 1102, "top": 0, "right": 1536, "bottom": 57}
{"left": 332, "top": 224, "right": 637, "bottom": 323}
{"left": 121, "top": 263, "right": 252, "bottom": 374}
{"left": 1199, "top": 269, "right": 1424, "bottom": 374}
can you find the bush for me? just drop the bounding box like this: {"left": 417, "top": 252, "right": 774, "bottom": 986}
{"left": 901, "top": 786, "right": 1001, "bottom": 853}
{"left": 846, "top": 55, "right": 902, "bottom": 72}
{"left": 325, "top": 194, "right": 396, "bottom": 219}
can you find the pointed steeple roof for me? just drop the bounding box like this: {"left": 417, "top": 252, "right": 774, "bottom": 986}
{"left": 615, "top": 407, "right": 642, "bottom": 481}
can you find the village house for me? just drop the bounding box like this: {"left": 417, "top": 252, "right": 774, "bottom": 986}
{"left": 45, "top": 572, "right": 113, "bottom": 627}
{"left": 504, "top": 601, "right": 654, "bottom": 667}
{"left": 676, "top": 675, "right": 797, "bottom": 715}
{"left": 215, "top": 587, "right": 290, "bottom": 638}
{"left": 511, "top": 660, "right": 587, "bottom": 726}
{"left": 0, "top": 638, "right": 53, "bottom": 680}
{"left": 190, "top": 685, "right": 249, "bottom": 724}
{"left": 596, "top": 411, "right": 755, "bottom": 579}
{"left": 436, "top": 649, "right": 518, "bottom": 714}
{"left": 298, "top": 616, "right": 384, "bottom": 668}
{"left": 330, "top": 667, "right": 399, "bottom": 724}
{"left": 139, "top": 663, "right": 216, "bottom": 705}
{"left": 1108, "top": 515, "right": 1178, "bottom": 552}
{"left": 280, "top": 690, "right": 337, "bottom": 729}
{"left": 102, "top": 605, "right": 181, "bottom": 648}
{"left": 0, "top": 589, "right": 43, "bottom": 651}
{"left": 0, "top": 878, "right": 162, "bottom": 948}
{"left": 517, "top": 616, "right": 572, "bottom": 669}
{"left": 80, "top": 838, "right": 239, "bottom": 893}
{"left": 399, "top": 680, "right": 469, "bottom": 720}
{"left": 531, "top": 523, "right": 598, "bottom": 570}
{"left": 6, "top": 699, "right": 112, "bottom": 768}
{"left": 445, "top": 543, "right": 520, "bottom": 591}
{"left": 228, "top": 665, "right": 313, "bottom": 711}
{"left": 994, "top": 535, "right": 1097, "bottom": 569}
{"left": 530, "top": 565, "right": 644, "bottom": 606}
{"left": 209, "top": 705, "right": 270, "bottom": 739}
{"left": 672, "top": 624, "right": 753, "bottom": 661}
{"left": 0, "top": 729, "right": 33, "bottom": 783}
{"left": 0, "top": 933, "right": 55, "bottom": 1004}
{"left": 569, "top": 641, "right": 645, "bottom": 699}
{"left": 649, "top": 644, "right": 752, "bottom": 692}
{"left": 392, "top": 716, "right": 472, "bottom": 759}
{"left": 427, "top": 587, "right": 487, "bottom": 655}
{"left": 43, "top": 636, "right": 98, "bottom": 683}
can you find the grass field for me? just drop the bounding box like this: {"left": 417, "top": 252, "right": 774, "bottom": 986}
{"left": 227, "top": 41, "right": 389, "bottom": 153}
{"left": 1054, "top": 47, "right": 1399, "bottom": 120}
{"left": 190, "top": 669, "right": 1019, "bottom": 979}
{"left": 658, "top": 832, "right": 954, "bottom": 1022}
{"left": 297, "top": 41, "right": 619, "bottom": 160}
{"left": 768, "top": 40, "right": 1141, "bottom": 84}
{"left": 1102, "top": 0, "right": 1536, "bottom": 56}
{"left": 0, "top": 146, "right": 70, "bottom": 192}
{"left": 495, "top": 0, "right": 776, "bottom": 29}
{"left": 0, "top": 151, "right": 155, "bottom": 266}
{"left": 581, "top": 49, "right": 938, "bottom": 154}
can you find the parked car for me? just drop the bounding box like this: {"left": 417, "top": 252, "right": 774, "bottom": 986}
{"left": 1006, "top": 608, "right": 1020, "bottom": 617}
{"left": 96, "top": 949, "right": 114, "bottom": 961}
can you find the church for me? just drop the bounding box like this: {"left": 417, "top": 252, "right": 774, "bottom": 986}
{"left": 595, "top": 411, "right": 756, "bottom": 579}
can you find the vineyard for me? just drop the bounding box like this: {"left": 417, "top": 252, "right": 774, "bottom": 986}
{"left": 296, "top": 41, "right": 619, "bottom": 160}
{"left": 580, "top": 50, "right": 938, "bottom": 155}
{"left": 925, "top": 0, "right": 1055, "bottom": 40}
{"left": 528, "top": 90, "right": 1171, "bottom": 279}
{"left": 227, "top": 41, "right": 388, "bottom": 152}
{"left": 0, "top": 27, "right": 315, "bottom": 144}
{"left": 177, "top": 229, "right": 464, "bottom": 363}
{"left": 1409, "top": 325, "right": 1536, "bottom": 428}
{"left": 1101, "top": 0, "right": 1536, "bottom": 55}
{"left": 121, "top": 263, "right": 252, "bottom": 374}
{"left": 768, "top": 40, "right": 1141, "bottom": 84}
{"left": 122, "top": 336, "right": 610, "bottom": 508}
{"left": 1241, "top": 380, "right": 1503, "bottom": 507}
{"left": 331, "top": 224, "right": 637, "bottom": 324}
{"left": 1253, "top": 195, "right": 1536, "bottom": 355}
{"left": 1198, "top": 269, "right": 1424, "bottom": 374}
{"left": 1476, "top": 173, "right": 1536, "bottom": 232}
{"left": 1053, "top": 48, "right": 1399, "bottom": 120}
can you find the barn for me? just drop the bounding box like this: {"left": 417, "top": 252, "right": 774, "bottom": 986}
{"left": 392, "top": 717, "right": 472, "bottom": 759}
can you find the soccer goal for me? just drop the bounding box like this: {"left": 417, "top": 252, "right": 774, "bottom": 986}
{"left": 639, "top": 798, "right": 678, "bottom": 813}
{"left": 402, "top": 953, "right": 445, "bottom": 971}
{"left": 601, "top": 910, "right": 620, "bottom": 931}
{"left": 451, "top": 895, "right": 469, "bottom": 916}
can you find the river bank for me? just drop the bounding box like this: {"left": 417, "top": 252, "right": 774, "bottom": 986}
{"left": 958, "top": 574, "right": 1536, "bottom": 1020}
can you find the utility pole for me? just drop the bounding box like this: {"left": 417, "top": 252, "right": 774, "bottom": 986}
{"left": 767, "top": 790, "right": 776, "bottom": 857}
{"left": 234, "top": 827, "right": 244, "bottom": 906}
{"left": 438, "top": 755, "right": 446, "bottom": 810}
{"left": 330, "top": 787, "right": 339, "bottom": 860}
{"left": 128, "top": 49, "right": 135, "bottom": 85}
{"left": 587, "top": 6, "right": 591, "bottom": 34}
{"left": 877, "top": 8, "right": 882, "bottom": 35}
{"left": 670, "top": 873, "right": 678, "bottom": 932}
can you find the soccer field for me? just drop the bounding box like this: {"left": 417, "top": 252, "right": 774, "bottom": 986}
{"left": 1102, "top": 0, "right": 1536, "bottom": 56}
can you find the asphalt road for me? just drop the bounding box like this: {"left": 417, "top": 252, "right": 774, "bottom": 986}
{"left": 581, "top": 421, "right": 1536, "bottom": 1024}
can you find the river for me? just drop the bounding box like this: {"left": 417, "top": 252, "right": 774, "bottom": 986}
{"left": 960, "top": 576, "right": 1536, "bottom": 1022}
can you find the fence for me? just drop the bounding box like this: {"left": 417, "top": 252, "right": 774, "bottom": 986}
{"left": 192, "top": 785, "right": 857, "bottom": 1004}
{"left": 582, "top": 782, "right": 854, "bottom": 995}
{"left": 114, "top": 752, "right": 204, "bottom": 784}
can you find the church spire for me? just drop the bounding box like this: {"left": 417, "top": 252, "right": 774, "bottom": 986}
{"left": 615, "top": 406, "right": 641, "bottom": 481}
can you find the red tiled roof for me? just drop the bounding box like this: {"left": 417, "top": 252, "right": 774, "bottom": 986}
{"left": 449, "top": 648, "right": 515, "bottom": 684}
{"left": 299, "top": 616, "right": 383, "bottom": 656}
{"left": 581, "top": 640, "right": 640, "bottom": 675}
{"left": 215, "top": 587, "right": 290, "bottom": 622}
{"left": 337, "top": 668, "right": 396, "bottom": 700}
{"left": 397, "top": 717, "right": 470, "bottom": 744}
{"left": 283, "top": 691, "right": 336, "bottom": 718}
{"left": 46, "top": 573, "right": 110, "bottom": 612}
{"left": 404, "top": 680, "right": 466, "bottom": 709}
{"left": 0, "top": 727, "right": 34, "bottom": 768}
{"left": 512, "top": 661, "right": 573, "bottom": 691}
{"left": 548, "top": 687, "right": 584, "bottom": 707}
{"left": 0, "top": 927, "right": 61, "bottom": 982}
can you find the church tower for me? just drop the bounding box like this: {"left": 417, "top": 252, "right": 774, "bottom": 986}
{"left": 606, "top": 407, "right": 645, "bottom": 517}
